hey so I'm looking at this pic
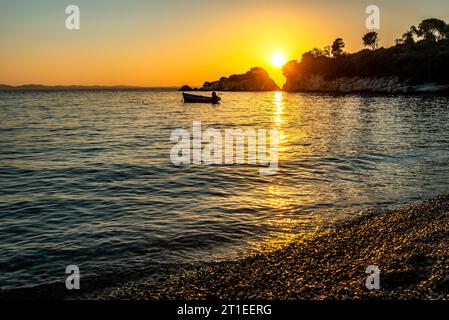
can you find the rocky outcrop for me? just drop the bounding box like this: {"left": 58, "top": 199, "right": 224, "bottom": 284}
{"left": 283, "top": 74, "right": 449, "bottom": 93}
{"left": 199, "top": 67, "right": 279, "bottom": 91}
{"left": 178, "top": 85, "right": 195, "bottom": 91}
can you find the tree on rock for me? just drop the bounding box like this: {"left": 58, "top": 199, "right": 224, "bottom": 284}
{"left": 331, "top": 38, "right": 345, "bottom": 57}
{"left": 413, "top": 18, "right": 447, "bottom": 42}
{"left": 363, "top": 31, "right": 379, "bottom": 50}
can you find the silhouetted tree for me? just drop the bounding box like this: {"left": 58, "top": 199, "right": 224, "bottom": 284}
{"left": 414, "top": 18, "right": 447, "bottom": 41}
{"left": 444, "top": 24, "right": 449, "bottom": 39}
{"left": 308, "top": 48, "right": 328, "bottom": 58}
{"left": 410, "top": 25, "right": 421, "bottom": 38}
{"left": 331, "top": 38, "right": 345, "bottom": 57}
{"left": 396, "top": 30, "right": 415, "bottom": 46}
{"left": 363, "top": 31, "right": 379, "bottom": 50}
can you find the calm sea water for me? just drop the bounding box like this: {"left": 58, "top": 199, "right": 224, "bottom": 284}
{"left": 1, "top": 90, "right": 448, "bottom": 294}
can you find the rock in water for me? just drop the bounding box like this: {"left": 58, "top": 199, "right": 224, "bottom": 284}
{"left": 178, "top": 85, "right": 194, "bottom": 91}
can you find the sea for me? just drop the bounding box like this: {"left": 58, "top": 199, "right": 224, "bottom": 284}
{"left": 1, "top": 90, "right": 448, "bottom": 296}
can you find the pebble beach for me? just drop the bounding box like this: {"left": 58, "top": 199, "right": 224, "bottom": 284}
{"left": 99, "top": 196, "right": 449, "bottom": 300}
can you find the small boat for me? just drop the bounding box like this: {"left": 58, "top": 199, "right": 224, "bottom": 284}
{"left": 183, "top": 92, "right": 221, "bottom": 104}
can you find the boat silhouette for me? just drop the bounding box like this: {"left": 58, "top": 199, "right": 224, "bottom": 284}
{"left": 183, "top": 92, "right": 220, "bottom": 104}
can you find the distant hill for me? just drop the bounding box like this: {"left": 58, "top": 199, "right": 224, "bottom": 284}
{"left": 0, "top": 85, "right": 178, "bottom": 91}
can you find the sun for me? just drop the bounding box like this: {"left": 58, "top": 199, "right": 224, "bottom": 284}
{"left": 271, "top": 52, "right": 287, "bottom": 68}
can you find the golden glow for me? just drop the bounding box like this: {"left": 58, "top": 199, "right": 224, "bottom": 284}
{"left": 274, "top": 91, "right": 283, "bottom": 102}
{"left": 270, "top": 52, "right": 287, "bottom": 68}
{"left": 0, "top": 2, "right": 375, "bottom": 86}
{"left": 273, "top": 91, "right": 284, "bottom": 125}
{"left": 272, "top": 92, "right": 288, "bottom": 157}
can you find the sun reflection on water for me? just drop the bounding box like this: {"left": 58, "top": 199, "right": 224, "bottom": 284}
{"left": 246, "top": 92, "right": 322, "bottom": 253}
{"left": 273, "top": 91, "right": 284, "bottom": 125}
{"left": 272, "top": 91, "right": 288, "bottom": 157}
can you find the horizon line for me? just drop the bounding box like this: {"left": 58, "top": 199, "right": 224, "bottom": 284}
{"left": 0, "top": 84, "right": 181, "bottom": 89}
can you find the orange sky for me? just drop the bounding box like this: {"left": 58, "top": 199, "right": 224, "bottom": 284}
{"left": 1, "top": 0, "right": 448, "bottom": 87}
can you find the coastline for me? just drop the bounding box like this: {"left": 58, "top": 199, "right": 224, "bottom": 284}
{"left": 282, "top": 76, "right": 449, "bottom": 94}
{"left": 99, "top": 196, "right": 449, "bottom": 300}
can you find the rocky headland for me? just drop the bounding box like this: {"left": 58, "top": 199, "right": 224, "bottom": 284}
{"left": 179, "top": 67, "right": 279, "bottom": 92}
{"left": 282, "top": 18, "right": 449, "bottom": 93}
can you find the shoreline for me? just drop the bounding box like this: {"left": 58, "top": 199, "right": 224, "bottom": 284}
{"left": 99, "top": 196, "right": 449, "bottom": 300}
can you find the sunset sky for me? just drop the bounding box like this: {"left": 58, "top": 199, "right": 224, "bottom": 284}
{"left": 1, "top": 0, "right": 449, "bottom": 87}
